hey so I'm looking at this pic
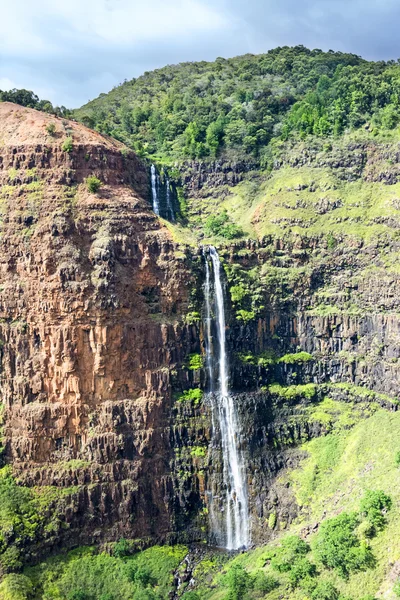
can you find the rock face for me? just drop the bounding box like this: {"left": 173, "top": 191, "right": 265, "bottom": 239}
{"left": 2, "top": 102, "right": 400, "bottom": 559}
{"left": 0, "top": 103, "right": 200, "bottom": 552}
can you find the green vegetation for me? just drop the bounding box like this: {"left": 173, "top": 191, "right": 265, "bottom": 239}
{"left": 176, "top": 388, "right": 203, "bottom": 404}
{"left": 74, "top": 46, "right": 400, "bottom": 163}
{"left": 61, "top": 137, "right": 73, "bottom": 153}
{"left": 85, "top": 175, "right": 102, "bottom": 194}
{"left": 0, "top": 88, "right": 70, "bottom": 117}
{"left": 278, "top": 352, "right": 313, "bottom": 364}
{"left": 238, "top": 350, "right": 277, "bottom": 367}
{"left": 190, "top": 446, "right": 207, "bottom": 458}
{"left": 24, "top": 545, "right": 187, "bottom": 600}
{"left": 0, "top": 573, "right": 33, "bottom": 600}
{"left": 359, "top": 490, "right": 391, "bottom": 531}
{"left": 204, "top": 211, "right": 243, "bottom": 240}
{"left": 0, "top": 467, "right": 78, "bottom": 576}
{"left": 184, "top": 311, "right": 201, "bottom": 325}
{"left": 186, "top": 353, "right": 204, "bottom": 370}
{"left": 312, "top": 511, "right": 374, "bottom": 578}
{"left": 268, "top": 383, "right": 318, "bottom": 401}
{"left": 45, "top": 123, "right": 56, "bottom": 136}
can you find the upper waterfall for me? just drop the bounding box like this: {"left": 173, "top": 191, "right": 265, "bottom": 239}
{"left": 205, "top": 246, "right": 249, "bottom": 551}
{"left": 150, "top": 164, "right": 160, "bottom": 216}
{"left": 165, "top": 176, "right": 175, "bottom": 222}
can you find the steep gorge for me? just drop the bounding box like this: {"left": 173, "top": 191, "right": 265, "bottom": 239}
{"left": 1, "top": 98, "right": 400, "bottom": 597}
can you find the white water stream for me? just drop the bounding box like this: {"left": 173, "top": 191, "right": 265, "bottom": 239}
{"left": 150, "top": 164, "right": 160, "bottom": 215}
{"left": 205, "top": 246, "right": 249, "bottom": 550}
{"left": 165, "top": 176, "right": 175, "bottom": 222}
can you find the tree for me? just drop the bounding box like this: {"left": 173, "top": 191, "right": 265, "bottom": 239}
{"left": 0, "top": 573, "right": 33, "bottom": 600}
{"left": 206, "top": 117, "right": 225, "bottom": 156}
{"left": 360, "top": 490, "right": 391, "bottom": 530}
{"left": 225, "top": 564, "right": 250, "bottom": 600}
{"left": 312, "top": 512, "right": 374, "bottom": 578}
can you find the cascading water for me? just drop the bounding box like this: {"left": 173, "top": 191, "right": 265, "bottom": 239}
{"left": 150, "top": 164, "right": 160, "bottom": 216}
{"left": 165, "top": 176, "right": 175, "bottom": 222}
{"left": 203, "top": 250, "right": 214, "bottom": 392}
{"left": 204, "top": 246, "right": 249, "bottom": 550}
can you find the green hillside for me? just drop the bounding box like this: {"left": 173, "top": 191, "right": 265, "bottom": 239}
{"left": 74, "top": 46, "right": 400, "bottom": 164}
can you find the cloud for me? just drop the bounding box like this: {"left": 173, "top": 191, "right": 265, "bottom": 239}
{"left": 2, "top": 0, "right": 400, "bottom": 108}
{"left": 0, "top": 0, "right": 241, "bottom": 106}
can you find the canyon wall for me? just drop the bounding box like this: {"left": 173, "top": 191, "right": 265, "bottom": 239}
{"left": 1, "top": 103, "right": 400, "bottom": 562}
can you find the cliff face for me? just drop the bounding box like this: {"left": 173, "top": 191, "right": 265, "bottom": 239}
{"left": 0, "top": 103, "right": 202, "bottom": 554}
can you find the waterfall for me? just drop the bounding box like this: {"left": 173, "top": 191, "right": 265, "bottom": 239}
{"left": 150, "top": 164, "right": 160, "bottom": 216}
{"left": 203, "top": 250, "right": 214, "bottom": 391}
{"left": 165, "top": 176, "right": 175, "bottom": 222}
{"left": 204, "top": 246, "right": 249, "bottom": 551}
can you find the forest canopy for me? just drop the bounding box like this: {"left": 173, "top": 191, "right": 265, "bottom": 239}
{"left": 72, "top": 45, "right": 400, "bottom": 163}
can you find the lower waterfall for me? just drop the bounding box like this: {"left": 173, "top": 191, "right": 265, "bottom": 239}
{"left": 204, "top": 246, "right": 249, "bottom": 550}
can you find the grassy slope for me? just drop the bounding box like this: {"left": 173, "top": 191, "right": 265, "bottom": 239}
{"left": 163, "top": 127, "right": 400, "bottom": 254}
{"left": 191, "top": 398, "right": 400, "bottom": 600}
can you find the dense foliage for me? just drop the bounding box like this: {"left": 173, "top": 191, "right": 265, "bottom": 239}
{"left": 0, "top": 89, "right": 71, "bottom": 118}
{"left": 74, "top": 46, "right": 400, "bottom": 163}
{"left": 312, "top": 512, "right": 374, "bottom": 578}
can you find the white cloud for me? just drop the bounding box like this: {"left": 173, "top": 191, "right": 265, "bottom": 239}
{"left": 2, "top": 0, "right": 400, "bottom": 107}
{"left": 1, "top": 0, "right": 233, "bottom": 56}
{"left": 59, "top": 0, "right": 231, "bottom": 43}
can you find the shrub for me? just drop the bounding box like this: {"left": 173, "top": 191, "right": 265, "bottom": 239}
{"left": 46, "top": 122, "right": 56, "bottom": 136}
{"left": 85, "top": 176, "right": 102, "bottom": 194}
{"left": 185, "top": 312, "right": 201, "bottom": 325}
{"left": 288, "top": 557, "right": 316, "bottom": 587}
{"left": 190, "top": 446, "right": 206, "bottom": 458}
{"left": 112, "top": 538, "right": 132, "bottom": 558}
{"left": 230, "top": 284, "right": 248, "bottom": 303}
{"left": 268, "top": 512, "right": 277, "bottom": 529}
{"left": 177, "top": 389, "right": 203, "bottom": 404}
{"left": 312, "top": 512, "right": 374, "bottom": 578}
{"left": 360, "top": 490, "right": 391, "bottom": 530}
{"left": 236, "top": 309, "right": 256, "bottom": 323}
{"left": 395, "top": 451, "right": 400, "bottom": 467}
{"left": 311, "top": 581, "right": 339, "bottom": 600}
{"left": 326, "top": 233, "right": 337, "bottom": 250}
{"left": 0, "top": 574, "right": 33, "bottom": 600}
{"left": 251, "top": 570, "right": 279, "bottom": 595}
{"left": 0, "top": 546, "right": 22, "bottom": 573}
{"left": 269, "top": 536, "right": 310, "bottom": 573}
{"left": 187, "top": 354, "right": 203, "bottom": 370}
{"left": 62, "top": 137, "right": 73, "bottom": 152}
{"left": 278, "top": 352, "right": 313, "bottom": 364}
{"left": 205, "top": 211, "right": 243, "bottom": 239}
{"left": 225, "top": 564, "right": 250, "bottom": 600}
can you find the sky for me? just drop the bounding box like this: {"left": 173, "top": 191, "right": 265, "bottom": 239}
{"left": 1, "top": 0, "right": 400, "bottom": 108}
